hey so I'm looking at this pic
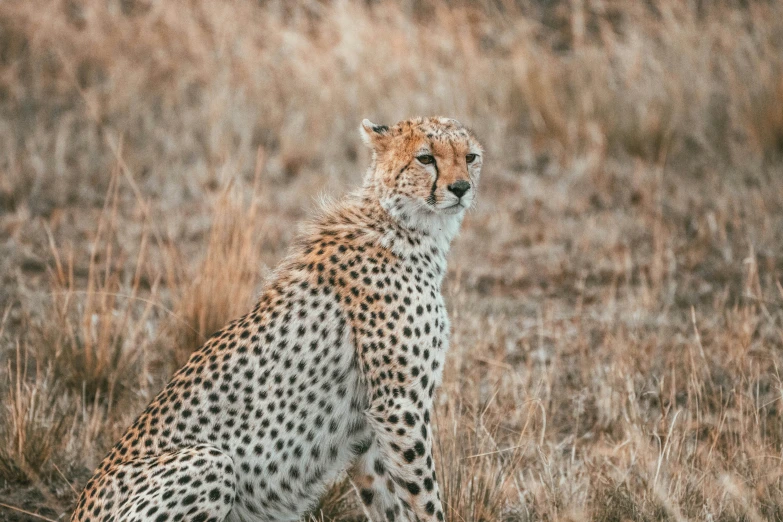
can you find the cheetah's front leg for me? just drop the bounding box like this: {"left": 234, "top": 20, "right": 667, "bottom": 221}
{"left": 358, "top": 397, "right": 444, "bottom": 522}
{"left": 348, "top": 438, "right": 408, "bottom": 522}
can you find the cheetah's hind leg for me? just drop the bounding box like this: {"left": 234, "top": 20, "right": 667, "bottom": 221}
{"left": 72, "top": 444, "right": 237, "bottom": 522}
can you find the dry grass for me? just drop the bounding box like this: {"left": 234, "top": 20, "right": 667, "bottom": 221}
{"left": 1, "top": 0, "right": 782, "bottom": 520}
{"left": 171, "top": 153, "right": 269, "bottom": 363}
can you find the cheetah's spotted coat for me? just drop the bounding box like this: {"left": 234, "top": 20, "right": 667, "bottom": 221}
{"left": 71, "top": 116, "right": 484, "bottom": 522}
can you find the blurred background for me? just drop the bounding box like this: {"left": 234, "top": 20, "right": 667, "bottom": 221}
{"left": 1, "top": 1, "right": 783, "bottom": 520}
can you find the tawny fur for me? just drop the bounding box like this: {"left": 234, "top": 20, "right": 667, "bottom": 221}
{"left": 71, "top": 116, "right": 483, "bottom": 522}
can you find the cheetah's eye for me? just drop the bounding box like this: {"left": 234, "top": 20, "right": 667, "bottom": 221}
{"left": 466, "top": 154, "right": 478, "bottom": 164}
{"left": 417, "top": 154, "right": 435, "bottom": 165}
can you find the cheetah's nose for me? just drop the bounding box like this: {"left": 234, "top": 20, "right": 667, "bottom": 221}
{"left": 447, "top": 180, "right": 471, "bottom": 198}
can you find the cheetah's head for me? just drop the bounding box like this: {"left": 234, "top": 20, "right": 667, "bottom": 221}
{"left": 360, "top": 116, "right": 483, "bottom": 234}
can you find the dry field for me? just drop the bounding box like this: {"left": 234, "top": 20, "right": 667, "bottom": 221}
{"left": 1, "top": 0, "right": 783, "bottom": 520}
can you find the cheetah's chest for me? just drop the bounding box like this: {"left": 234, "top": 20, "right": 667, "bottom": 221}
{"left": 345, "top": 246, "right": 451, "bottom": 395}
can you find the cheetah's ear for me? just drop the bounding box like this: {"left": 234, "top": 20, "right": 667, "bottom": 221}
{"left": 360, "top": 119, "right": 391, "bottom": 152}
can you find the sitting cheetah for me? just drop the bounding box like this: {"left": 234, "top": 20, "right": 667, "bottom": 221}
{"left": 71, "top": 116, "right": 483, "bottom": 522}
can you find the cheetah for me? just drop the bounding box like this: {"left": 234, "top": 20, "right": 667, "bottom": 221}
{"left": 70, "top": 116, "right": 484, "bottom": 522}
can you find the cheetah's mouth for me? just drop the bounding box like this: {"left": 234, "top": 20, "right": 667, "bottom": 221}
{"left": 441, "top": 202, "right": 466, "bottom": 214}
